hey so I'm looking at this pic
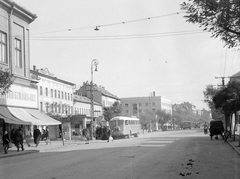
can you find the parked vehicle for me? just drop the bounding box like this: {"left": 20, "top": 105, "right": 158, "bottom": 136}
{"left": 209, "top": 120, "right": 224, "bottom": 140}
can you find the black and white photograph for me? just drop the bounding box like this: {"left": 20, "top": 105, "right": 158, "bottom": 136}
{"left": 0, "top": 0, "right": 240, "bottom": 178}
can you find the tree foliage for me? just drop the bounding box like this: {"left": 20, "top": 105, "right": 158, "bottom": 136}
{"left": 156, "top": 110, "right": 171, "bottom": 127}
{"left": 0, "top": 67, "right": 14, "bottom": 95}
{"left": 103, "top": 101, "right": 122, "bottom": 121}
{"left": 203, "top": 84, "right": 224, "bottom": 120}
{"left": 139, "top": 111, "right": 155, "bottom": 129}
{"left": 181, "top": 0, "right": 240, "bottom": 48}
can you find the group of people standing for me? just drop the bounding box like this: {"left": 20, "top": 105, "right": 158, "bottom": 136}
{"left": 81, "top": 126, "right": 113, "bottom": 144}
{"left": 2, "top": 126, "right": 51, "bottom": 154}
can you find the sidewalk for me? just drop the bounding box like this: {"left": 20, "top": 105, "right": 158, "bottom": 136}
{"left": 226, "top": 135, "right": 240, "bottom": 156}
{"left": 0, "top": 139, "right": 103, "bottom": 159}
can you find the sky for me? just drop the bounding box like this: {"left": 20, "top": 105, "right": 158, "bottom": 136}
{"left": 15, "top": 0, "right": 240, "bottom": 110}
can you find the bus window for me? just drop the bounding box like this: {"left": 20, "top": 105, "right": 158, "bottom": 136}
{"left": 125, "top": 120, "right": 128, "bottom": 125}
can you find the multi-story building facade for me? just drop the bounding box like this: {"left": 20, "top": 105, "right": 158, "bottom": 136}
{"left": 121, "top": 94, "right": 172, "bottom": 117}
{"left": 121, "top": 93, "right": 172, "bottom": 130}
{"left": 30, "top": 66, "right": 76, "bottom": 140}
{"left": 0, "top": 0, "right": 60, "bottom": 149}
{"left": 72, "top": 94, "right": 102, "bottom": 139}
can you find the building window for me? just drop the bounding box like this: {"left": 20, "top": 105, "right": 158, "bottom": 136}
{"left": 51, "top": 89, "right": 53, "bottom": 97}
{"left": 152, "top": 102, "right": 155, "bottom": 106}
{"left": 126, "top": 110, "right": 128, "bottom": 113}
{"left": 55, "top": 104, "right": 57, "bottom": 113}
{"left": 40, "top": 86, "right": 42, "bottom": 95}
{"left": 15, "top": 38, "right": 22, "bottom": 68}
{"left": 71, "top": 94, "right": 72, "bottom": 101}
{"left": 40, "top": 102, "right": 43, "bottom": 112}
{"left": 139, "top": 103, "right": 141, "bottom": 107}
{"left": 45, "top": 88, "right": 48, "bottom": 97}
{"left": 62, "top": 91, "right": 64, "bottom": 99}
{"left": 125, "top": 104, "right": 128, "bottom": 107}
{"left": 0, "top": 32, "right": 7, "bottom": 64}
{"left": 55, "top": 90, "right": 57, "bottom": 98}
{"left": 65, "top": 92, "right": 67, "bottom": 100}
{"left": 46, "top": 103, "right": 48, "bottom": 113}
{"left": 58, "top": 91, "right": 60, "bottom": 99}
{"left": 68, "top": 93, "right": 70, "bottom": 100}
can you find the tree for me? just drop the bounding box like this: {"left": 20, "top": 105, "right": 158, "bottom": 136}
{"left": 139, "top": 111, "right": 155, "bottom": 130}
{"left": 0, "top": 67, "right": 14, "bottom": 95}
{"left": 103, "top": 101, "right": 122, "bottom": 121}
{"left": 156, "top": 110, "right": 171, "bottom": 129}
{"left": 181, "top": 0, "right": 240, "bottom": 48}
{"left": 203, "top": 84, "right": 224, "bottom": 120}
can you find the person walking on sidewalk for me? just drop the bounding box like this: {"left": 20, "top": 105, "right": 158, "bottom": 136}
{"left": 45, "top": 127, "right": 51, "bottom": 145}
{"left": 26, "top": 128, "right": 32, "bottom": 147}
{"left": 15, "top": 127, "right": 24, "bottom": 152}
{"left": 3, "top": 131, "right": 10, "bottom": 154}
{"left": 33, "top": 126, "right": 41, "bottom": 147}
{"left": 82, "top": 128, "right": 90, "bottom": 144}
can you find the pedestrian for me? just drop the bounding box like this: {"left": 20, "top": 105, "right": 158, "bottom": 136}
{"left": 45, "top": 127, "right": 51, "bottom": 145}
{"left": 26, "top": 128, "right": 32, "bottom": 147}
{"left": 33, "top": 126, "right": 41, "bottom": 147}
{"left": 15, "top": 127, "right": 24, "bottom": 152}
{"left": 107, "top": 126, "right": 113, "bottom": 142}
{"left": 3, "top": 131, "right": 10, "bottom": 154}
{"left": 82, "top": 128, "right": 89, "bottom": 144}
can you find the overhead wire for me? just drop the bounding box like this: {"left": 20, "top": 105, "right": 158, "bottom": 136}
{"left": 30, "top": 11, "right": 186, "bottom": 36}
{"left": 28, "top": 30, "right": 205, "bottom": 41}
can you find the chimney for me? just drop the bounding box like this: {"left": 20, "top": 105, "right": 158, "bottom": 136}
{"left": 33, "top": 65, "right": 36, "bottom": 71}
{"left": 153, "top": 91, "right": 155, "bottom": 96}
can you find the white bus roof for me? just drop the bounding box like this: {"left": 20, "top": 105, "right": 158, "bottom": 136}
{"left": 110, "top": 116, "right": 139, "bottom": 121}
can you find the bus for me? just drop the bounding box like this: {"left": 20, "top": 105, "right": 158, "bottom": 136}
{"left": 109, "top": 116, "right": 141, "bottom": 139}
{"left": 181, "top": 121, "right": 192, "bottom": 129}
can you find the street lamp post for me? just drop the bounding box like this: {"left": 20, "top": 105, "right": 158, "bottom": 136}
{"left": 90, "top": 59, "right": 99, "bottom": 140}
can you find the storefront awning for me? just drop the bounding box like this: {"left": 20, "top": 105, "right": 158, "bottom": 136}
{"left": 25, "top": 109, "right": 61, "bottom": 125}
{"left": 8, "top": 107, "right": 43, "bottom": 125}
{"left": 0, "top": 106, "right": 30, "bottom": 125}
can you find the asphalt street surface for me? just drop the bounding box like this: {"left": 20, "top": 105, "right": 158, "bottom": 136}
{"left": 0, "top": 129, "right": 239, "bottom": 179}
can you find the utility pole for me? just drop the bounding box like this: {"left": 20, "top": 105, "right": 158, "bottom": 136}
{"left": 215, "top": 76, "right": 230, "bottom": 87}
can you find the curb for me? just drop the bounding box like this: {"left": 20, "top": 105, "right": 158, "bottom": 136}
{"left": 227, "top": 140, "right": 240, "bottom": 156}
{"left": 0, "top": 150, "right": 39, "bottom": 159}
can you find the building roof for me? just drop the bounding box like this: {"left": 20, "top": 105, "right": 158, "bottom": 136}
{"left": 1, "top": 0, "right": 37, "bottom": 23}
{"left": 93, "top": 85, "right": 119, "bottom": 100}
{"left": 74, "top": 94, "right": 101, "bottom": 106}
{"left": 30, "top": 69, "right": 75, "bottom": 86}
{"left": 121, "top": 96, "right": 161, "bottom": 100}
{"left": 231, "top": 71, "right": 240, "bottom": 78}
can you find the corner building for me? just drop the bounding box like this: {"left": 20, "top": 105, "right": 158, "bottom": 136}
{"left": 0, "top": 0, "right": 60, "bottom": 150}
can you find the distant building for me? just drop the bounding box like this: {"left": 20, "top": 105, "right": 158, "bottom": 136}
{"left": 76, "top": 81, "right": 120, "bottom": 108}
{"left": 72, "top": 94, "right": 102, "bottom": 139}
{"left": 121, "top": 93, "right": 172, "bottom": 117}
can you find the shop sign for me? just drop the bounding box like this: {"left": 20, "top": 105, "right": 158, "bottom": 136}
{"left": 0, "top": 84, "right": 37, "bottom": 108}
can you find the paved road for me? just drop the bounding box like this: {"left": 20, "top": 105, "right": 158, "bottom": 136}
{"left": 0, "top": 129, "right": 239, "bottom": 179}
